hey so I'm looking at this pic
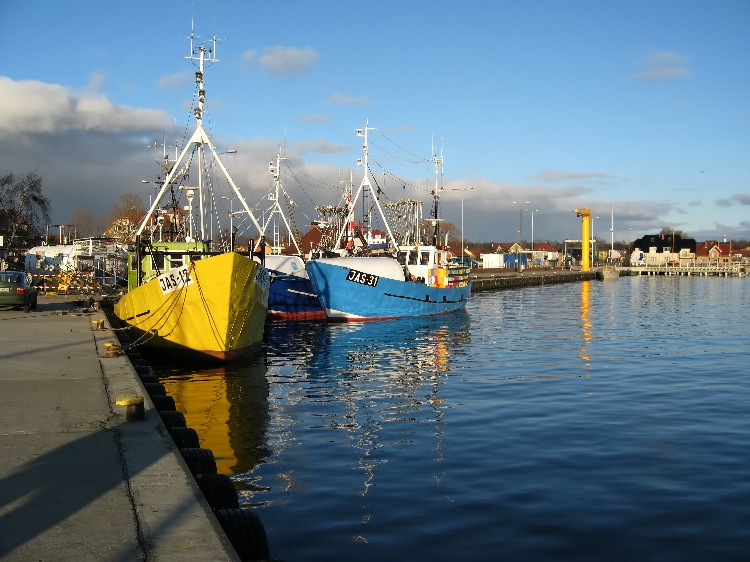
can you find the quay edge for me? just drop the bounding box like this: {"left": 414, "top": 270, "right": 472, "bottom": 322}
{"left": 471, "top": 269, "right": 597, "bottom": 291}
{"left": 0, "top": 294, "right": 244, "bottom": 561}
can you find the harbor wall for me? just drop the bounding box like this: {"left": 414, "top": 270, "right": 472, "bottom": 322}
{"left": 471, "top": 270, "right": 597, "bottom": 292}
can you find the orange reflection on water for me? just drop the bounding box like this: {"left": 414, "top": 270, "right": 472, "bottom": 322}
{"left": 162, "top": 368, "right": 234, "bottom": 473}
{"left": 579, "top": 281, "right": 592, "bottom": 363}
{"left": 160, "top": 357, "right": 269, "bottom": 475}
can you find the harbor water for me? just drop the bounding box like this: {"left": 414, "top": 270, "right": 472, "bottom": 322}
{"left": 154, "top": 276, "right": 750, "bottom": 560}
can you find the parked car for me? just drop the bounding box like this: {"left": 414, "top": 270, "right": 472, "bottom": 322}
{"left": 449, "top": 256, "right": 478, "bottom": 268}
{"left": 0, "top": 271, "right": 38, "bottom": 312}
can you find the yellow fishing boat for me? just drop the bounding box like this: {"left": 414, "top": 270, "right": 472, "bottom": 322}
{"left": 115, "top": 248, "right": 269, "bottom": 361}
{"left": 115, "top": 33, "right": 271, "bottom": 361}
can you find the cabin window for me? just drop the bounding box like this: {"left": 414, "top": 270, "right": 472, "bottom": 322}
{"left": 151, "top": 253, "right": 165, "bottom": 271}
{"left": 189, "top": 254, "right": 202, "bottom": 263}
{"left": 420, "top": 252, "right": 429, "bottom": 265}
{"left": 129, "top": 254, "right": 138, "bottom": 271}
{"left": 169, "top": 255, "right": 183, "bottom": 269}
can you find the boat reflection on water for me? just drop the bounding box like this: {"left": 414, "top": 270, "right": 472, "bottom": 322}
{"left": 154, "top": 310, "right": 471, "bottom": 510}
{"left": 258, "top": 311, "right": 472, "bottom": 503}
{"left": 156, "top": 355, "right": 270, "bottom": 478}
{"left": 267, "top": 309, "right": 471, "bottom": 378}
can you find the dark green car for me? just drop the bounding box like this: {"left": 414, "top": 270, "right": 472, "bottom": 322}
{"left": 0, "top": 271, "right": 37, "bottom": 312}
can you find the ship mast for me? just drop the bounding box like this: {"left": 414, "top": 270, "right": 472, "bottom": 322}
{"left": 430, "top": 146, "right": 444, "bottom": 246}
{"left": 265, "top": 151, "right": 302, "bottom": 255}
{"left": 333, "top": 121, "right": 397, "bottom": 251}
{"left": 136, "top": 31, "right": 263, "bottom": 241}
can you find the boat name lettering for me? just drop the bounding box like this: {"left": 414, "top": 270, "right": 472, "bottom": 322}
{"left": 346, "top": 269, "right": 379, "bottom": 287}
{"left": 255, "top": 266, "right": 270, "bottom": 291}
{"left": 158, "top": 265, "right": 193, "bottom": 294}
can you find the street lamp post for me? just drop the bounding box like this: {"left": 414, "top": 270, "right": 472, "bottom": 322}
{"left": 211, "top": 149, "right": 237, "bottom": 248}
{"left": 222, "top": 196, "right": 235, "bottom": 251}
{"left": 186, "top": 190, "right": 195, "bottom": 241}
{"left": 528, "top": 209, "right": 539, "bottom": 266}
{"left": 513, "top": 201, "right": 531, "bottom": 270}
{"left": 451, "top": 187, "right": 473, "bottom": 262}
{"left": 591, "top": 217, "right": 599, "bottom": 266}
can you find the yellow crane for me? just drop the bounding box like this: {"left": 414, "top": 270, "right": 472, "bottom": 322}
{"left": 574, "top": 208, "right": 591, "bottom": 272}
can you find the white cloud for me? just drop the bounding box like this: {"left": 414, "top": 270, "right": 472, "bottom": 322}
{"left": 0, "top": 77, "right": 171, "bottom": 138}
{"left": 298, "top": 114, "right": 332, "bottom": 123}
{"left": 633, "top": 51, "right": 692, "bottom": 81}
{"left": 292, "top": 139, "right": 351, "bottom": 156}
{"left": 326, "top": 92, "right": 371, "bottom": 106}
{"left": 258, "top": 46, "right": 318, "bottom": 76}
{"left": 157, "top": 71, "right": 192, "bottom": 90}
{"left": 533, "top": 169, "right": 616, "bottom": 183}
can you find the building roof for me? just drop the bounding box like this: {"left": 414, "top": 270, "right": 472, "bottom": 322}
{"left": 533, "top": 242, "right": 557, "bottom": 252}
{"left": 695, "top": 240, "right": 731, "bottom": 257}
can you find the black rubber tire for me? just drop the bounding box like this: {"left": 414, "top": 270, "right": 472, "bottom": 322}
{"left": 139, "top": 374, "right": 160, "bottom": 385}
{"left": 168, "top": 426, "right": 200, "bottom": 449}
{"left": 215, "top": 508, "right": 270, "bottom": 561}
{"left": 180, "top": 447, "right": 217, "bottom": 475}
{"left": 152, "top": 395, "right": 176, "bottom": 411}
{"left": 133, "top": 364, "right": 154, "bottom": 378}
{"left": 159, "top": 410, "right": 186, "bottom": 428}
{"left": 23, "top": 303, "right": 30, "bottom": 313}
{"left": 127, "top": 355, "right": 150, "bottom": 369}
{"left": 143, "top": 382, "right": 167, "bottom": 397}
{"left": 195, "top": 473, "right": 239, "bottom": 510}
{"left": 128, "top": 355, "right": 148, "bottom": 364}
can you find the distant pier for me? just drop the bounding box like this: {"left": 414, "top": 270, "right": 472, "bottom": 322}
{"left": 469, "top": 264, "right": 745, "bottom": 292}
{"left": 620, "top": 265, "right": 745, "bottom": 277}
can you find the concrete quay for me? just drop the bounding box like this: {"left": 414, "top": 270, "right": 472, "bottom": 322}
{"left": 0, "top": 294, "right": 241, "bottom": 561}
{"left": 471, "top": 268, "right": 597, "bottom": 291}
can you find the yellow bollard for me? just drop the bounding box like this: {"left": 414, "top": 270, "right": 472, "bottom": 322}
{"left": 115, "top": 395, "right": 145, "bottom": 421}
{"left": 105, "top": 342, "right": 120, "bottom": 357}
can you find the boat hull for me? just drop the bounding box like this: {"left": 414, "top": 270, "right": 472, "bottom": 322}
{"left": 306, "top": 259, "right": 471, "bottom": 321}
{"left": 114, "top": 252, "right": 270, "bottom": 361}
{"left": 265, "top": 255, "right": 326, "bottom": 321}
{"left": 268, "top": 273, "right": 326, "bottom": 321}
{"left": 597, "top": 266, "right": 620, "bottom": 280}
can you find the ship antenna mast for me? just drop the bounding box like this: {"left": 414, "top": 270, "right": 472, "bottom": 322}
{"left": 136, "top": 23, "right": 263, "bottom": 240}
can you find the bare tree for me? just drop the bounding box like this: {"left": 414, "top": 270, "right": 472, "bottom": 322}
{"left": 105, "top": 193, "right": 148, "bottom": 244}
{"left": 0, "top": 171, "right": 51, "bottom": 250}
{"left": 420, "top": 218, "right": 460, "bottom": 246}
{"left": 659, "top": 227, "right": 690, "bottom": 239}
{"left": 66, "top": 209, "right": 107, "bottom": 238}
{"left": 108, "top": 193, "right": 147, "bottom": 223}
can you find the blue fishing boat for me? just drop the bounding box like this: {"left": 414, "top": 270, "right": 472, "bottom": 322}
{"left": 265, "top": 255, "right": 326, "bottom": 321}
{"left": 257, "top": 153, "right": 326, "bottom": 320}
{"left": 305, "top": 121, "right": 472, "bottom": 321}
{"left": 306, "top": 250, "right": 471, "bottom": 321}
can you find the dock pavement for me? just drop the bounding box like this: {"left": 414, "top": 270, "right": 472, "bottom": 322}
{"left": 0, "top": 294, "right": 240, "bottom": 561}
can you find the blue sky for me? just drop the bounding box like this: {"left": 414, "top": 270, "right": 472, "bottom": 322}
{"left": 1, "top": 0, "right": 748, "bottom": 246}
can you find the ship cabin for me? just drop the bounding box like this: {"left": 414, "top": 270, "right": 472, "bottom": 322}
{"left": 126, "top": 240, "right": 211, "bottom": 292}
{"left": 397, "top": 245, "right": 470, "bottom": 288}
